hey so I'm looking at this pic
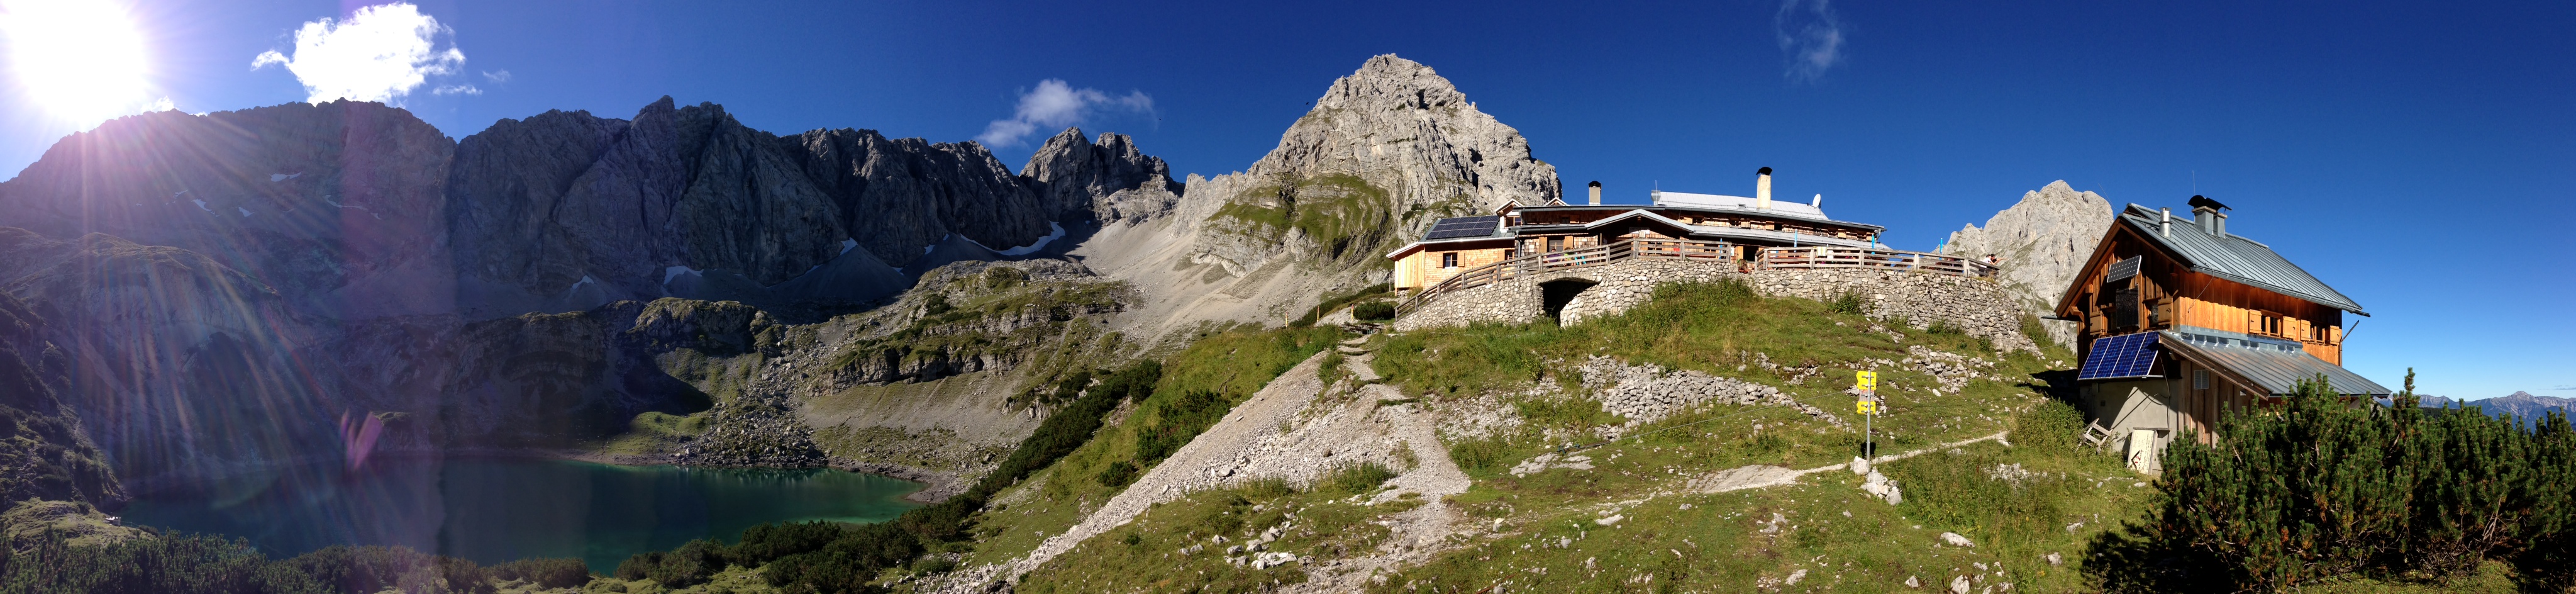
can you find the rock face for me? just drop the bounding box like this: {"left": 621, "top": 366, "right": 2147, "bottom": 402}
{"left": 1939, "top": 181, "right": 2114, "bottom": 346}
{"left": 0, "top": 101, "right": 457, "bottom": 320}
{"left": 1185, "top": 54, "right": 1560, "bottom": 277}
{"left": 0, "top": 97, "right": 1181, "bottom": 491}
{"left": 450, "top": 98, "right": 1179, "bottom": 317}
{"left": 0, "top": 290, "right": 125, "bottom": 509}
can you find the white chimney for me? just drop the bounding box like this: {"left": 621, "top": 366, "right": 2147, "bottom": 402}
{"left": 1755, "top": 167, "right": 1773, "bottom": 210}
{"left": 1587, "top": 181, "right": 1601, "bottom": 205}
{"left": 2160, "top": 208, "right": 2172, "bottom": 237}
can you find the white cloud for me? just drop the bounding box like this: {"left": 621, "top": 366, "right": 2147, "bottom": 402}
{"left": 481, "top": 69, "right": 510, "bottom": 82}
{"left": 1774, "top": 0, "right": 1846, "bottom": 83}
{"left": 252, "top": 3, "right": 466, "bottom": 103}
{"left": 433, "top": 84, "right": 479, "bottom": 96}
{"left": 976, "top": 79, "right": 1154, "bottom": 147}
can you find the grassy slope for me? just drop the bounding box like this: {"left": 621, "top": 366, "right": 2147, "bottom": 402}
{"left": 994, "top": 281, "right": 2516, "bottom": 593}
{"left": 958, "top": 324, "right": 1345, "bottom": 569}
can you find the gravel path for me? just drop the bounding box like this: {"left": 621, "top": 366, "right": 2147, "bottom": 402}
{"left": 1682, "top": 430, "right": 2012, "bottom": 495}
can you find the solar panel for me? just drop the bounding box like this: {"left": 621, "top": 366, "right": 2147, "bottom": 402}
{"left": 2078, "top": 332, "right": 2161, "bottom": 381}
{"left": 1423, "top": 216, "right": 1501, "bottom": 240}
{"left": 2103, "top": 256, "right": 2142, "bottom": 285}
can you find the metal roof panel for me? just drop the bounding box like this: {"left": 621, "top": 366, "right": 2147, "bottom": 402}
{"left": 2118, "top": 204, "right": 2366, "bottom": 314}
{"left": 2159, "top": 330, "right": 2390, "bottom": 396}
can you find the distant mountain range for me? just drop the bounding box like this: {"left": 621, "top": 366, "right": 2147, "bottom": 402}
{"left": 2417, "top": 391, "right": 2575, "bottom": 424}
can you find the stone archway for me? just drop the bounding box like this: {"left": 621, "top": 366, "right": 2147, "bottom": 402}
{"left": 1540, "top": 278, "right": 1598, "bottom": 320}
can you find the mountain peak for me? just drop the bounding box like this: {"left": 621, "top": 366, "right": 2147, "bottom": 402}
{"left": 1321, "top": 53, "right": 1467, "bottom": 113}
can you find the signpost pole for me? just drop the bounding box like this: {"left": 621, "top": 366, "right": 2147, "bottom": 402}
{"left": 1855, "top": 370, "right": 1879, "bottom": 461}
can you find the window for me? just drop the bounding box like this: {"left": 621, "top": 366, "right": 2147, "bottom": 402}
{"left": 2193, "top": 369, "right": 2210, "bottom": 390}
{"left": 1441, "top": 253, "right": 1458, "bottom": 268}
{"left": 1546, "top": 236, "right": 1564, "bottom": 252}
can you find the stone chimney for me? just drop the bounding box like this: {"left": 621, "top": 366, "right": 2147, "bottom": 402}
{"left": 1755, "top": 167, "right": 1773, "bottom": 210}
{"left": 1587, "top": 181, "right": 1601, "bottom": 205}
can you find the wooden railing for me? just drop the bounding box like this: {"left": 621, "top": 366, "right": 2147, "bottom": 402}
{"left": 1757, "top": 246, "right": 1999, "bottom": 279}
{"left": 1397, "top": 241, "right": 1996, "bottom": 319}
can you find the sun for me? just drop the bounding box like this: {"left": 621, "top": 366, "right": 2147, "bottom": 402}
{"left": 1, "top": 0, "right": 155, "bottom": 126}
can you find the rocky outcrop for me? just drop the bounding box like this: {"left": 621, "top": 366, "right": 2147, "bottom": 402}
{"left": 1186, "top": 54, "right": 1560, "bottom": 277}
{"left": 1939, "top": 181, "right": 2114, "bottom": 346}
{"left": 1023, "top": 128, "right": 1186, "bottom": 224}
{"left": 0, "top": 227, "right": 337, "bottom": 494}
{"left": 0, "top": 291, "right": 124, "bottom": 508}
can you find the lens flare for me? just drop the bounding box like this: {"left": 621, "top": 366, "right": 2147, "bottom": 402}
{"left": 1, "top": 0, "right": 157, "bottom": 126}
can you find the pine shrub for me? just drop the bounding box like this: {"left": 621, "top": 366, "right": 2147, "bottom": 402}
{"left": 2087, "top": 372, "right": 2576, "bottom": 593}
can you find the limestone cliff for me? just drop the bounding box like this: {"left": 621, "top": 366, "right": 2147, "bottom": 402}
{"left": 1075, "top": 54, "right": 1562, "bottom": 342}
{"left": 1939, "top": 181, "right": 2115, "bottom": 346}
{"left": 1185, "top": 54, "right": 1559, "bottom": 276}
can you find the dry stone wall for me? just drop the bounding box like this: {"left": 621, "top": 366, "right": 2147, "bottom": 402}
{"left": 1397, "top": 258, "right": 2040, "bottom": 354}
{"left": 1743, "top": 269, "right": 2038, "bottom": 354}
{"left": 1557, "top": 259, "right": 1740, "bottom": 325}
{"left": 1391, "top": 274, "right": 1543, "bottom": 330}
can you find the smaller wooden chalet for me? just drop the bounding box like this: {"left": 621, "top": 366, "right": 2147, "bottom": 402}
{"left": 2057, "top": 196, "right": 2389, "bottom": 471}
{"left": 1387, "top": 168, "right": 1886, "bottom": 293}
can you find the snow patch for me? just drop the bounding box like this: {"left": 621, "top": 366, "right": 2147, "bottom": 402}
{"left": 996, "top": 221, "right": 1066, "bottom": 256}
{"left": 568, "top": 275, "right": 598, "bottom": 294}
{"left": 191, "top": 199, "right": 211, "bottom": 213}
{"left": 840, "top": 238, "right": 857, "bottom": 254}
{"left": 270, "top": 172, "right": 301, "bottom": 182}
{"left": 236, "top": 208, "right": 254, "bottom": 218}
{"left": 662, "top": 266, "right": 702, "bottom": 285}
{"left": 957, "top": 223, "right": 1065, "bottom": 256}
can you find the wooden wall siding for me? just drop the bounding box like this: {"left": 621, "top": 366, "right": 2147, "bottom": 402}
{"left": 2067, "top": 225, "right": 2345, "bottom": 365}
{"left": 1414, "top": 247, "right": 1514, "bottom": 289}
{"left": 2170, "top": 349, "right": 2266, "bottom": 440}
{"left": 2174, "top": 272, "right": 2343, "bottom": 364}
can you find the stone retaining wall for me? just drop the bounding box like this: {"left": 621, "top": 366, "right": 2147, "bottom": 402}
{"left": 1558, "top": 259, "right": 1740, "bottom": 325}
{"left": 1391, "top": 274, "right": 1544, "bottom": 330}
{"left": 1744, "top": 268, "right": 2037, "bottom": 353}
{"left": 1398, "top": 261, "right": 2039, "bottom": 354}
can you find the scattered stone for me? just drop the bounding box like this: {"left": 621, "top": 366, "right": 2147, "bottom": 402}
{"left": 1862, "top": 470, "right": 1904, "bottom": 505}
{"left": 1950, "top": 575, "right": 1972, "bottom": 594}
{"left": 1940, "top": 532, "right": 1976, "bottom": 547}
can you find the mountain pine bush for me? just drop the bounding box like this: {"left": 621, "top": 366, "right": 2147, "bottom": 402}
{"left": 2087, "top": 371, "right": 2576, "bottom": 593}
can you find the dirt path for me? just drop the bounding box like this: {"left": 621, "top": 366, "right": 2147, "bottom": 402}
{"left": 1682, "top": 430, "right": 2012, "bottom": 495}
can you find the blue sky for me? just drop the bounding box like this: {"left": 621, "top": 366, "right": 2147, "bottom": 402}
{"left": 2, "top": 1, "right": 2569, "bottom": 399}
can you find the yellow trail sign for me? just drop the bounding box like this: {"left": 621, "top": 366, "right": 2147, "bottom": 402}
{"left": 1855, "top": 371, "right": 1877, "bottom": 391}
{"left": 1857, "top": 400, "right": 1880, "bottom": 415}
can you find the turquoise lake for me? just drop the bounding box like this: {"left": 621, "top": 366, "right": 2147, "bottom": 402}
{"left": 120, "top": 457, "right": 923, "bottom": 572}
